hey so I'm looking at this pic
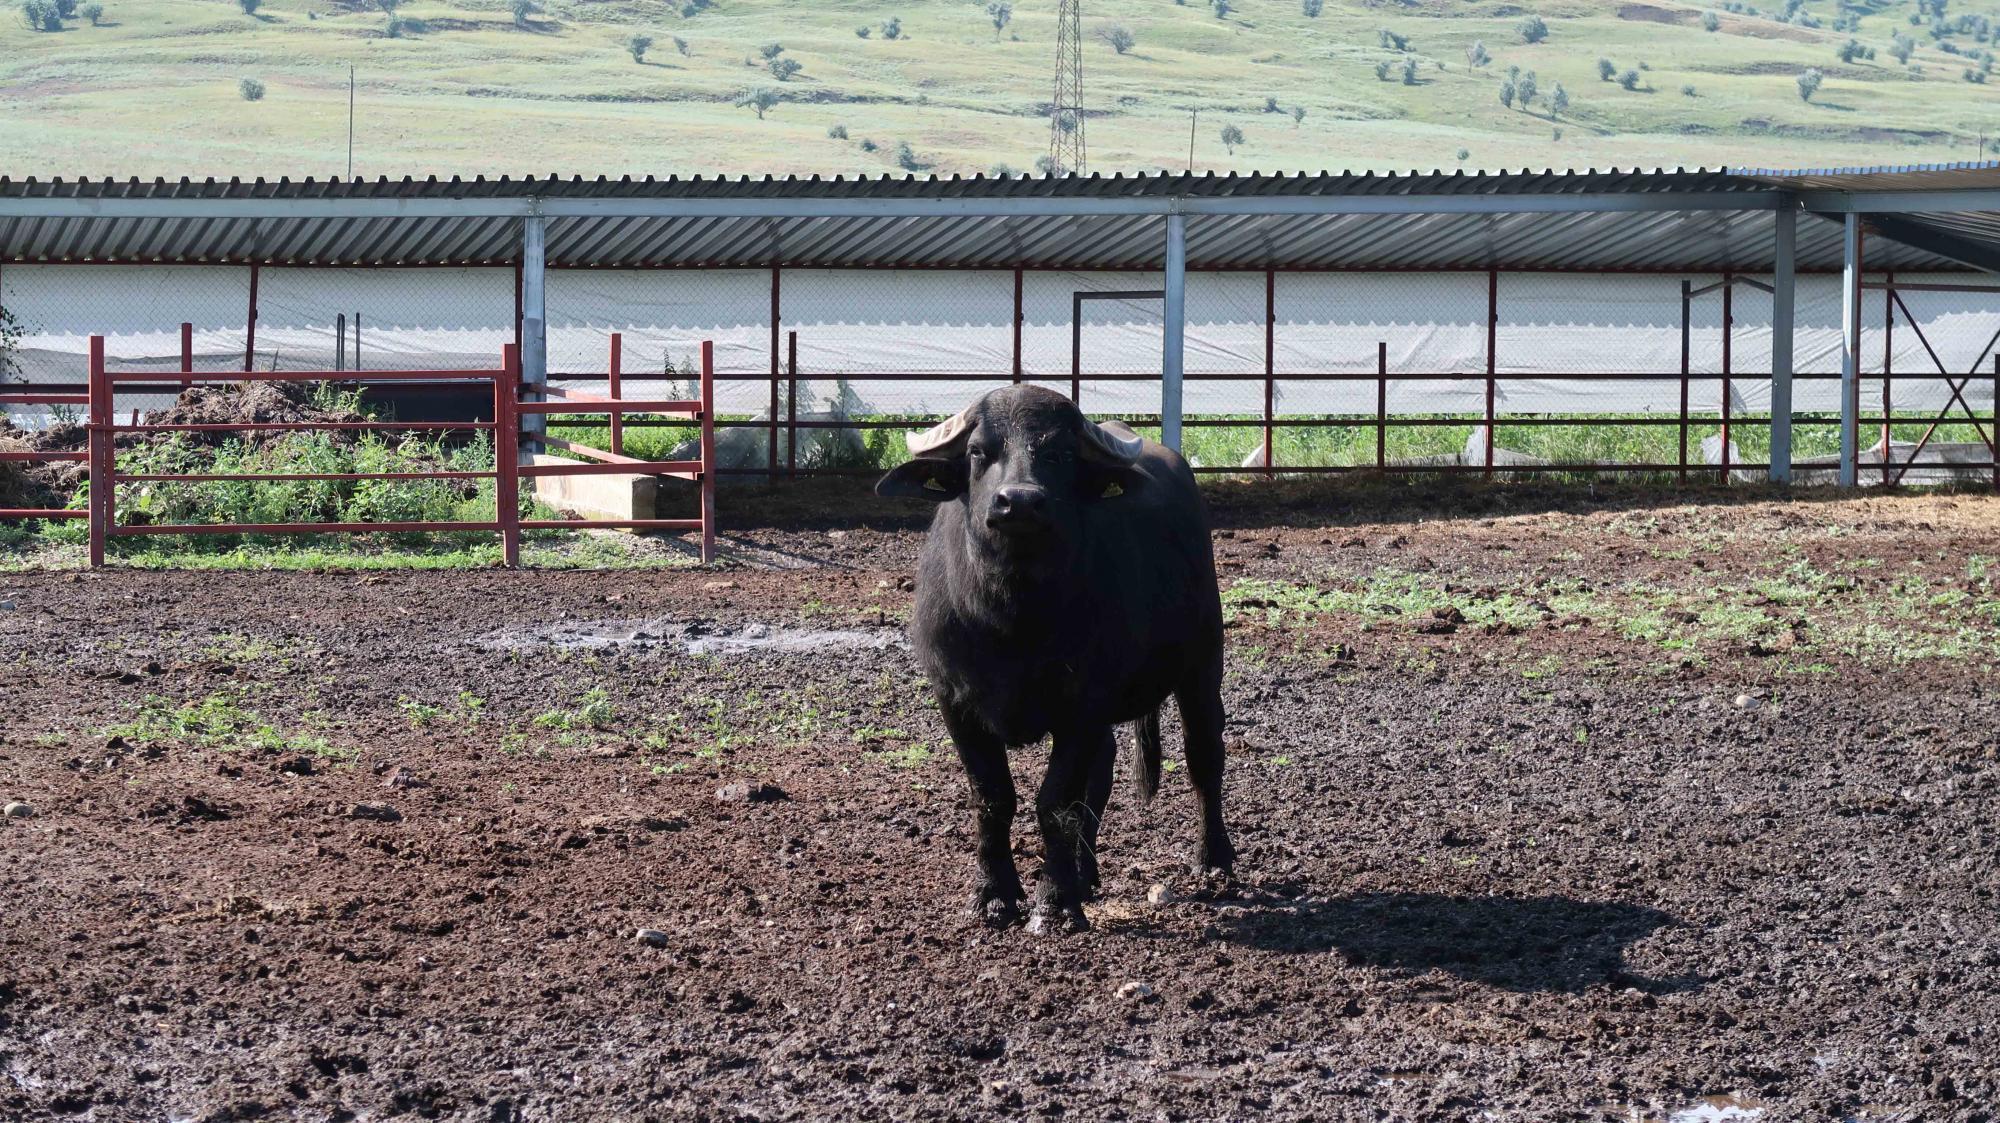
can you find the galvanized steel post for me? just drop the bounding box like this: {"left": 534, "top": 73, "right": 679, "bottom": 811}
{"left": 1769, "top": 206, "right": 1796, "bottom": 484}
{"left": 1838, "top": 213, "right": 1862, "bottom": 487}
{"left": 520, "top": 214, "right": 548, "bottom": 453}
{"left": 1161, "top": 212, "right": 1187, "bottom": 452}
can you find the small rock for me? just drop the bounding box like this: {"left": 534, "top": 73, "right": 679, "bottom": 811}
{"left": 1115, "top": 981, "right": 1154, "bottom": 1001}
{"left": 3, "top": 801, "right": 34, "bottom": 819}
{"left": 348, "top": 802, "right": 402, "bottom": 823}
{"left": 634, "top": 928, "right": 669, "bottom": 948}
{"left": 383, "top": 767, "right": 425, "bottom": 790}
{"left": 703, "top": 580, "right": 738, "bottom": 591}
{"left": 273, "top": 755, "right": 314, "bottom": 777}
{"left": 715, "top": 781, "right": 788, "bottom": 804}
{"left": 1146, "top": 883, "right": 1172, "bottom": 907}
{"left": 0, "top": 600, "right": 15, "bottom": 612}
{"left": 1734, "top": 694, "right": 1763, "bottom": 711}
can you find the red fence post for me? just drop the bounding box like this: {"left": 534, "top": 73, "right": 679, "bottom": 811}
{"left": 1721, "top": 272, "right": 1733, "bottom": 483}
{"left": 87, "top": 336, "right": 108, "bottom": 568}
{"left": 496, "top": 345, "right": 522, "bottom": 567}
{"left": 242, "top": 264, "right": 260, "bottom": 373}
{"left": 1484, "top": 270, "right": 1497, "bottom": 477}
{"left": 180, "top": 321, "right": 193, "bottom": 389}
{"left": 700, "top": 340, "right": 717, "bottom": 564}
{"left": 608, "top": 332, "right": 623, "bottom": 456}
{"left": 1882, "top": 271, "right": 1895, "bottom": 486}
{"left": 786, "top": 329, "right": 798, "bottom": 480}
{"left": 1263, "top": 269, "right": 1275, "bottom": 479}
{"left": 1376, "top": 340, "right": 1388, "bottom": 471}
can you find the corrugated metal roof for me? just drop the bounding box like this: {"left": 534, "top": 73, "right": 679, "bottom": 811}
{"left": 0, "top": 167, "right": 1986, "bottom": 273}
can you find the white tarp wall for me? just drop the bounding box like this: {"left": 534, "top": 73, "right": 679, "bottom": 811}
{"left": 5, "top": 265, "right": 1997, "bottom": 423}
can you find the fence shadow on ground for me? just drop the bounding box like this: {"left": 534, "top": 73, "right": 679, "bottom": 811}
{"left": 1203, "top": 889, "right": 1698, "bottom": 995}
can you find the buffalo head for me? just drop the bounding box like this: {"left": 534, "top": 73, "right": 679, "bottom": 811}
{"left": 874, "top": 385, "right": 1144, "bottom": 547}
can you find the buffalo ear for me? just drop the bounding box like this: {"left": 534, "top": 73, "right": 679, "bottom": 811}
{"left": 875, "top": 457, "right": 966, "bottom": 502}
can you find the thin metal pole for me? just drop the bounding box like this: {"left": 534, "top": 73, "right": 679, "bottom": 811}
{"left": 787, "top": 329, "right": 798, "bottom": 480}
{"left": 1882, "top": 270, "right": 1894, "bottom": 485}
{"left": 87, "top": 335, "right": 107, "bottom": 568}
{"left": 1376, "top": 340, "right": 1388, "bottom": 470}
{"left": 242, "top": 263, "right": 260, "bottom": 372}
{"left": 608, "top": 332, "right": 623, "bottom": 456}
{"left": 1263, "top": 268, "right": 1275, "bottom": 478}
{"left": 496, "top": 344, "right": 521, "bottom": 567}
{"left": 335, "top": 312, "right": 345, "bottom": 373}
{"left": 1839, "top": 215, "right": 1863, "bottom": 487}
{"left": 1992, "top": 354, "right": 1998, "bottom": 493}
{"left": 1161, "top": 213, "right": 1187, "bottom": 451}
{"left": 520, "top": 216, "right": 548, "bottom": 453}
{"left": 354, "top": 312, "right": 362, "bottom": 373}
{"left": 700, "top": 340, "right": 717, "bottom": 563}
{"left": 769, "top": 265, "right": 780, "bottom": 480}
{"left": 1721, "top": 271, "right": 1733, "bottom": 483}
{"left": 347, "top": 64, "right": 355, "bottom": 180}
{"left": 1070, "top": 291, "right": 1083, "bottom": 404}
{"left": 180, "top": 321, "right": 193, "bottom": 388}
{"left": 1770, "top": 207, "right": 1796, "bottom": 484}
{"left": 1484, "top": 269, "right": 1497, "bottom": 476}
{"left": 1012, "top": 267, "right": 1024, "bottom": 385}
{"left": 1679, "top": 278, "right": 1691, "bottom": 483}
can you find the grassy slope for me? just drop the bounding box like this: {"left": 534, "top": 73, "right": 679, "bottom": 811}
{"left": 0, "top": 0, "right": 1996, "bottom": 178}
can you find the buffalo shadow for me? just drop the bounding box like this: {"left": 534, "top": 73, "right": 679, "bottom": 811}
{"left": 1210, "top": 890, "right": 1698, "bottom": 994}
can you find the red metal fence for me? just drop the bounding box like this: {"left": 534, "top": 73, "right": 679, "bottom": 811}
{"left": 8, "top": 336, "right": 717, "bottom": 566}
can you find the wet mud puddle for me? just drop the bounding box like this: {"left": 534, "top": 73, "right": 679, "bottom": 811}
{"left": 469, "top": 617, "right": 908, "bottom": 657}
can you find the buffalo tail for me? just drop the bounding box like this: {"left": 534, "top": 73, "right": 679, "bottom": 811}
{"left": 1132, "top": 708, "right": 1163, "bottom": 804}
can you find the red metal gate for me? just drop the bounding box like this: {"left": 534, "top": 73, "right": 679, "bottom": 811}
{"left": 10, "top": 336, "right": 716, "bottom": 566}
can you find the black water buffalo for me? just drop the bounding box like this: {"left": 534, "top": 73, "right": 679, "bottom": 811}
{"left": 876, "top": 385, "right": 1234, "bottom": 933}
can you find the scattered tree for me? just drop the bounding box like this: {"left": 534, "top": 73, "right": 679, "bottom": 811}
{"left": 238, "top": 77, "right": 266, "bottom": 101}
{"left": 1519, "top": 14, "right": 1548, "bottom": 43}
{"left": 881, "top": 16, "right": 902, "bottom": 39}
{"left": 828, "top": 124, "right": 849, "bottom": 139}
{"left": 1034, "top": 154, "right": 1058, "bottom": 176}
{"left": 1619, "top": 67, "right": 1642, "bottom": 90}
{"left": 1264, "top": 95, "right": 1281, "bottom": 113}
{"left": 1219, "top": 124, "right": 1245, "bottom": 153}
{"left": 1456, "top": 147, "right": 1470, "bottom": 161}
{"left": 1401, "top": 54, "right": 1419, "bottom": 84}
{"left": 770, "top": 56, "right": 802, "bottom": 81}
{"left": 894, "top": 141, "right": 926, "bottom": 171}
{"left": 80, "top": 0, "right": 100, "bottom": 22}
{"left": 760, "top": 42, "right": 785, "bottom": 61}
{"left": 855, "top": 25, "right": 870, "bottom": 38}
{"left": 1967, "top": 66, "right": 1989, "bottom": 82}
{"left": 238, "top": 0, "right": 258, "bottom": 12}
{"left": 511, "top": 0, "right": 536, "bottom": 28}
{"left": 1682, "top": 82, "right": 1698, "bottom": 96}
{"left": 1517, "top": 69, "right": 1538, "bottom": 107}
{"left": 627, "top": 34, "right": 653, "bottom": 63}
{"left": 1374, "top": 59, "right": 1393, "bottom": 81}
{"left": 1499, "top": 78, "right": 1516, "bottom": 108}
{"left": 860, "top": 137, "right": 879, "bottom": 152}
{"left": 1291, "top": 105, "right": 1306, "bottom": 126}
{"left": 20, "top": 0, "right": 61, "bottom": 30}
{"left": 1598, "top": 57, "right": 1617, "bottom": 81}
{"left": 736, "top": 87, "right": 781, "bottom": 119}
{"left": 1702, "top": 10, "right": 1721, "bottom": 31}
{"left": 986, "top": 2, "right": 1011, "bottom": 39}
{"left": 673, "top": 35, "right": 690, "bottom": 55}
{"left": 1211, "top": 0, "right": 1231, "bottom": 19}
{"left": 1551, "top": 81, "right": 1569, "bottom": 115}
{"left": 1890, "top": 32, "right": 1915, "bottom": 64}
{"left": 1101, "top": 24, "right": 1135, "bottom": 54}
{"left": 1465, "top": 40, "right": 1491, "bottom": 67}
{"left": 1302, "top": 0, "right": 1322, "bottom": 15}
{"left": 1796, "top": 67, "right": 1823, "bottom": 100}
{"left": 1378, "top": 28, "right": 1408, "bottom": 51}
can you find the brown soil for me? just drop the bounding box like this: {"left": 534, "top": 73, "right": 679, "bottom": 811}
{"left": 145, "top": 381, "right": 366, "bottom": 447}
{"left": 1, "top": 485, "right": 1998, "bottom": 1121}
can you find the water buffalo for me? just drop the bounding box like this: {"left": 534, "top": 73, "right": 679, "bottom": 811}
{"left": 876, "top": 385, "right": 1234, "bottom": 933}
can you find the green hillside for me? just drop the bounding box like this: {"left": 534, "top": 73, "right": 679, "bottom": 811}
{"left": 2, "top": 0, "right": 1997, "bottom": 178}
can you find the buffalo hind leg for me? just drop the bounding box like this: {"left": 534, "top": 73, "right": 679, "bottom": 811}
{"left": 1028, "top": 727, "right": 1101, "bottom": 934}
{"left": 1176, "top": 664, "right": 1237, "bottom": 877}
{"left": 943, "top": 704, "right": 1024, "bottom": 927}
{"left": 1076, "top": 727, "right": 1117, "bottom": 900}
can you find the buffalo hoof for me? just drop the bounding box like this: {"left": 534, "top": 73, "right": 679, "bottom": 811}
{"left": 1194, "top": 839, "right": 1237, "bottom": 880}
{"left": 1026, "top": 902, "right": 1090, "bottom": 935}
{"left": 970, "top": 886, "right": 1025, "bottom": 928}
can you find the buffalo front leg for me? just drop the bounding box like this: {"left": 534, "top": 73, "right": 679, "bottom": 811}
{"left": 943, "top": 703, "right": 1025, "bottom": 927}
{"left": 1176, "top": 661, "right": 1238, "bottom": 877}
{"left": 1029, "top": 727, "right": 1099, "bottom": 934}
{"left": 1077, "top": 727, "right": 1116, "bottom": 900}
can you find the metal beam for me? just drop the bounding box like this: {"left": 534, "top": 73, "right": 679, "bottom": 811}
{"left": 1838, "top": 213, "right": 1862, "bottom": 487}
{"left": 1798, "top": 189, "right": 2000, "bottom": 214}
{"left": 1770, "top": 206, "right": 1796, "bottom": 485}
{"left": 520, "top": 215, "right": 547, "bottom": 451}
{"left": 1853, "top": 213, "right": 2000, "bottom": 275}
{"left": 1161, "top": 213, "right": 1186, "bottom": 452}
{"left": 0, "top": 190, "right": 1788, "bottom": 223}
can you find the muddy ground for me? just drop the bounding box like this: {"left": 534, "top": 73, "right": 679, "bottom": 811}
{"left": 2, "top": 481, "right": 1998, "bottom": 1122}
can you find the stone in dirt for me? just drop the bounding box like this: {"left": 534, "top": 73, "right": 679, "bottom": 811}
{"left": 1146, "top": 884, "right": 1172, "bottom": 906}
{"left": 273, "top": 755, "right": 314, "bottom": 777}
{"left": 1735, "top": 693, "right": 1763, "bottom": 711}
{"left": 348, "top": 803, "right": 403, "bottom": 823}
{"left": 634, "top": 928, "right": 670, "bottom": 948}
{"left": 4, "top": 802, "right": 34, "bottom": 819}
{"left": 715, "top": 781, "right": 788, "bottom": 804}
{"left": 1115, "top": 981, "right": 1154, "bottom": 1001}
